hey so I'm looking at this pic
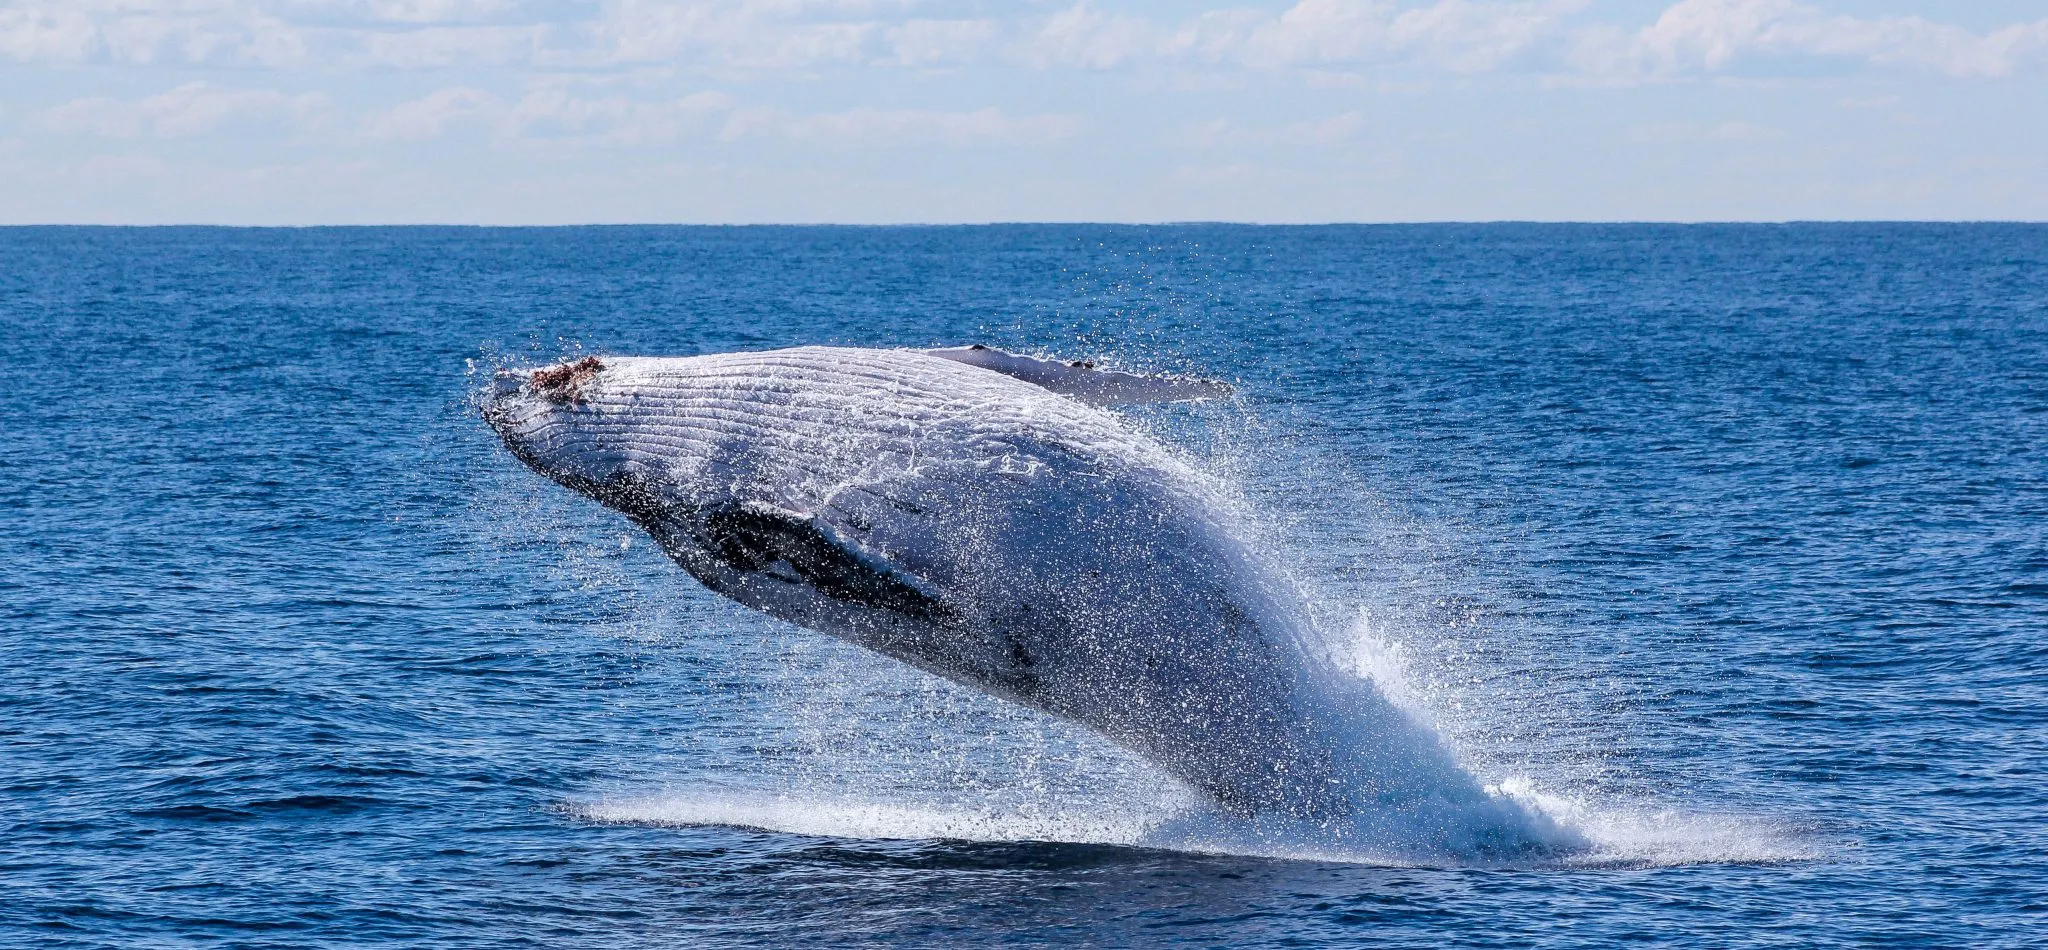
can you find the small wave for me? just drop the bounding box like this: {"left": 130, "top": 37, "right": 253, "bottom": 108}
{"left": 1493, "top": 779, "right": 1826, "bottom": 868}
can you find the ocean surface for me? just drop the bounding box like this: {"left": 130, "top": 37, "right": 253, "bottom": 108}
{"left": 2, "top": 224, "right": 2043, "bottom": 948}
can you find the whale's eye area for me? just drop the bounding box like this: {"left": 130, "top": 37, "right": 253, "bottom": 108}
{"left": 529, "top": 356, "right": 605, "bottom": 404}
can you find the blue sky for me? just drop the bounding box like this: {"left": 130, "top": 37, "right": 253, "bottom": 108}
{"left": 3, "top": 1, "right": 2044, "bottom": 223}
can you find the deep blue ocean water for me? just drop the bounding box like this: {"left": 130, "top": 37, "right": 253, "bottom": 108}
{"left": 2, "top": 224, "right": 2043, "bottom": 948}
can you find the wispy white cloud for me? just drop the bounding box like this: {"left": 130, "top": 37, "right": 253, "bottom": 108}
{"left": 1028, "top": 3, "right": 1160, "bottom": 69}
{"left": 583, "top": 3, "right": 995, "bottom": 72}
{"left": 42, "top": 82, "right": 326, "bottom": 137}
{"left": 1179, "top": 109, "right": 1385, "bottom": 149}
{"left": 0, "top": 4, "right": 98, "bottom": 61}
{"left": 364, "top": 85, "right": 503, "bottom": 140}
{"left": 363, "top": 87, "right": 1064, "bottom": 149}
{"left": 6, "top": 1, "right": 2047, "bottom": 224}
{"left": 0, "top": 1, "right": 308, "bottom": 67}
{"left": 723, "top": 105, "right": 1085, "bottom": 148}
{"left": 592, "top": 0, "right": 904, "bottom": 70}
{"left": 1019, "top": 0, "right": 2048, "bottom": 80}
{"left": 1578, "top": 0, "right": 2048, "bottom": 80}
{"left": 357, "top": 23, "right": 552, "bottom": 69}
{"left": 1226, "top": 0, "right": 1589, "bottom": 73}
{"left": 46, "top": 74, "right": 1076, "bottom": 151}
{"left": 884, "top": 17, "right": 1001, "bottom": 68}
{"left": 367, "top": 85, "right": 735, "bottom": 143}
{"left": 357, "top": 1, "right": 525, "bottom": 25}
{"left": 4, "top": 1, "right": 2041, "bottom": 79}
{"left": 1287, "top": 109, "right": 1374, "bottom": 144}
{"left": 1629, "top": 118, "right": 1780, "bottom": 143}
{"left": 510, "top": 87, "right": 734, "bottom": 143}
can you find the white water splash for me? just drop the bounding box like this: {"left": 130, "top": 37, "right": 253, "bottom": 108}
{"left": 577, "top": 788, "right": 1178, "bottom": 849}
{"left": 548, "top": 536, "right": 1819, "bottom": 868}
{"left": 574, "top": 782, "right": 1816, "bottom": 868}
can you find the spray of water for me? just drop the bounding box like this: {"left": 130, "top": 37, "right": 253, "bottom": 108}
{"left": 567, "top": 600, "right": 1817, "bottom": 868}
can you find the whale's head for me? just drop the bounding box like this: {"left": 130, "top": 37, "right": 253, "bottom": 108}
{"left": 483, "top": 357, "right": 671, "bottom": 519}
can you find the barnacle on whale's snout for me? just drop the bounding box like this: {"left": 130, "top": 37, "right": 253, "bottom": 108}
{"left": 529, "top": 356, "right": 605, "bottom": 404}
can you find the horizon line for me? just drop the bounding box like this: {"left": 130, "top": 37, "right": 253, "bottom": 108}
{"left": 3, "top": 219, "right": 2045, "bottom": 229}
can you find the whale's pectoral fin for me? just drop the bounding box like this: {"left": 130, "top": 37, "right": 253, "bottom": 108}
{"left": 700, "top": 501, "right": 955, "bottom": 623}
{"left": 925, "top": 345, "right": 1232, "bottom": 405}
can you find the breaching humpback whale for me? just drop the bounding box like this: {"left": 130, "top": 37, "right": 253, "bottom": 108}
{"left": 485, "top": 345, "right": 1559, "bottom": 849}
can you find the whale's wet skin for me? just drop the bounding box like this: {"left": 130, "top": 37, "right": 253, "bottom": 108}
{"left": 485, "top": 345, "right": 1575, "bottom": 858}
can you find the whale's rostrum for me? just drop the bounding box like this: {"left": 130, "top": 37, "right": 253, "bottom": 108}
{"left": 484, "top": 345, "right": 1567, "bottom": 855}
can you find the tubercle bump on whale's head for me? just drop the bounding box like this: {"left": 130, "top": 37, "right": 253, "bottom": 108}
{"left": 481, "top": 356, "right": 621, "bottom": 491}
{"left": 480, "top": 355, "right": 606, "bottom": 432}
{"left": 529, "top": 356, "right": 606, "bottom": 405}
